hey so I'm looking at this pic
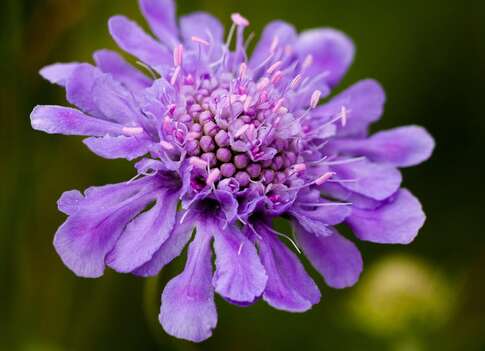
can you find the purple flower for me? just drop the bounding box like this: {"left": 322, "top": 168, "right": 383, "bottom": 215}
{"left": 31, "top": 0, "right": 435, "bottom": 342}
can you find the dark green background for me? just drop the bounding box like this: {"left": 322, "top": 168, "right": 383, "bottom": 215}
{"left": 1, "top": 0, "right": 484, "bottom": 350}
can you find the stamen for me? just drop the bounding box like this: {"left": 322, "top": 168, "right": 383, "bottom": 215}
{"left": 122, "top": 127, "right": 144, "bottom": 136}
{"left": 257, "top": 77, "right": 270, "bottom": 90}
{"left": 191, "top": 36, "right": 210, "bottom": 46}
{"left": 231, "top": 13, "right": 250, "bottom": 27}
{"left": 170, "top": 66, "right": 181, "bottom": 85}
{"left": 270, "top": 36, "right": 279, "bottom": 53}
{"left": 289, "top": 74, "right": 303, "bottom": 90}
{"left": 173, "top": 44, "right": 184, "bottom": 66}
{"left": 160, "top": 140, "right": 175, "bottom": 151}
{"left": 310, "top": 90, "right": 321, "bottom": 109}
{"left": 239, "top": 62, "right": 248, "bottom": 79}
{"left": 302, "top": 54, "right": 313, "bottom": 71}
{"left": 272, "top": 98, "right": 285, "bottom": 113}
{"left": 314, "top": 172, "right": 336, "bottom": 185}
{"left": 206, "top": 168, "right": 221, "bottom": 186}
{"left": 271, "top": 70, "right": 283, "bottom": 84}
{"left": 235, "top": 124, "right": 249, "bottom": 138}
{"left": 267, "top": 60, "right": 283, "bottom": 74}
{"left": 189, "top": 156, "right": 208, "bottom": 169}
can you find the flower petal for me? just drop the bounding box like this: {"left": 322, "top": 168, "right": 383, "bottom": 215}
{"left": 296, "top": 28, "right": 354, "bottom": 87}
{"left": 249, "top": 21, "right": 297, "bottom": 69}
{"left": 39, "top": 63, "right": 79, "bottom": 87}
{"left": 180, "top": 12, "right": 224, "bottom": 46}
{"left": 347, "top": 188, "right": 426, "bottom": 244}
{"left": 213, "top": 223, "right": 267, "bottom": 303}
{"left": 53, "top": 177, "right": 161, "bottom": 278}
{"left": 65, "top": 64, "right": 104, "bottom": 118}
{"left": 108, "top": 15, "right": 171, "bottom": 68}
{"left": 311, "top": 79, "right": 385, "bottom": 137}
{"left": 83, "top": 135, "right": 151, "bottom": 161}
{"left": 295, "top": 225, "right": 363, "bottom": 288}
{"left": 332, "top": 126, "right": 435, "bottom": 167}
{"left": 291, "top": 195, "right": 351, "bottom": 231}
{"left": 30, "top": 105, "right": 123, "bottom": 136}
{"left": 159, "top": 224, "right": 217, "bottom": 342}
{"left": 256, "top": 223, "right": 320, "bottom": 312}
{"left": 331, "top": 158, "right": 402, "bottom": 201}
{"left": 133, "top": 212, "right": 194, "bottom": 277}
{"left": 93, "top": 49, "right": 152, "bottom": 91}
{"left": 57, "top": 190, "right": 83, "bottom": 215}
{"left": 139, "top": 0, "right": 178, "bottom": 48}
{"left": 106, "top": 191, "right": 178, "bottom": 272}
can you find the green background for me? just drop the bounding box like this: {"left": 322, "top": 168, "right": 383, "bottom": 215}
{"left": 1, "top": 0, "right": 484, "bottom": 350}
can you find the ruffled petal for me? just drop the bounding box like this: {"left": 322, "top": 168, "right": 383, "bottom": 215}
{"left": 212, "top": 223, "right": 267, "bottom": 304}
{"left": 159, "top": 224, "right": 217, "bottom": 342}
{"left": 108, "top": 15, "right": 171, "bottom": 68}
{"left": 249, "top": 21, "right": 297, "bottom": 69}
{"left": 311, "top": 79, "right": 385, "bottom": 137}
{"left": 65, "top": 64, "right": 104, "bottom": 118}
{"left": 57, "top": 190, "right": 83, "bottom": 215}
{"left": 331, "top": 126, "right": 435, "bottom": 167}
{"left": 295, "top": 225, "right": 363, "bottom": 288}
{"left": 133, "top": 212, "right": 194, "bottom": 277}
{"left": 331, "top": 158, "right": 402, "bottom": 201}
{"left": 139, "top": 0, "right": 178, "bottom": 48}
{"left": 256, "top": 223, "right": 320, "bottom": 312}
{"left": 93, "top": 49, "right": 152, "bottom": 91}
{"left": 83, "top": 135, "right": 152, "bottom": 161}
{"left": 296, "top": 28, "right": 354, "bottom": 87}
{"left": 53, "top": 177, "right": 162, "bottom": 278}
{"left": 347, "top": 189, "right": 426, "bottom": 244}
{"left": 39, "top": 63, "right": 79, "bottom": 87}
{"left": 289, "top": 201, "right": 350, "bottom": 237}
{"left": 66, "top": 63, "right": 139, "bottom": 124}
{"left": 180, "top": 12, "right": 224, "bottom": 46}
{"left": 106, "top": 192, "right": 178, "bottom": 272}
{"left": 30, "top": 105, "right": 123, "bottom": 136}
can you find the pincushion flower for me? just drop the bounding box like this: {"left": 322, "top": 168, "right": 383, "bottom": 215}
{"left": 30, "top": 0, "right": 435, "bottom": 342}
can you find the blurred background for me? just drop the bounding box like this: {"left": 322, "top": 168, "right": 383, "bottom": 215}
{"left": 1, "top": 0, "right": 484, "bottom": 350}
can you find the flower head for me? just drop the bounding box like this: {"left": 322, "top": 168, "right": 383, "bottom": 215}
{"left": 31, "top": 0, "right": 434, "bottom": 342}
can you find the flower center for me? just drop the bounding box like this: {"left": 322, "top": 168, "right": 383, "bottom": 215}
{"left": 161, "top": 70, "right": 307, "bottom": 191}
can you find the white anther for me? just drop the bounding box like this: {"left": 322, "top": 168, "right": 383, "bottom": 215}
{"left": 122, "top": 127, "right": 144, "bottom": 136}
{"left": 310, "top": 90, "right": 322, "bottom": 109}
{"left": 191, "top": 36, "right": 210, "bottom": 46}
{"left": 173, "top": 44, "right": 184, "bottom": 66}
{"left": 189, "top": 157, "right": 208, "bottom": 169}
{"left": 206, "top": 168, "right": 221, "bottom": 185}
{"left": 235, "top": 124, "right": 249, "bottom": 138}
{"left": 160, "top": 140, "right": 174, "bottom": 151}
{"left": 267, "top": 60, "right": 283, "bottom": 74}
{"left": 302, "top": 54, "right": 313, "bottom": 70}
{"left": 231, "top": 13, "right": 250, "bottom": 27}
{"left": 170, "top": 66, "right": 181, "bottom": 85}
{"left": 314, "top": 172, "right": 336, "bottom": 185}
